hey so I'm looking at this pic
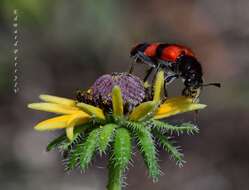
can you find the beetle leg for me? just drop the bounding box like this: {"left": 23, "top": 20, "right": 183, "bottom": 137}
{"left": 137, "top": 52, "right": 155, "bottom": 67}
{"left": 182, "top": 87, "right": 201, "bottom": 102}
{"left": 165, "top": 74, "right": 178, "bottom": 85}
{"left": 192, "top": 88, "right": 201, "bottom": 103}
{"left": 129, "top": 60, "right": 135, "bottom": 74}
{"left": 76, "top": 89, "right": 83, "bottom": 102}
{"left": 158, "top": 59, "right": 174, "bottom": 69}
{"left": 163, "top": 74, "right": 178, "bottom": 98}
{"left": 182, "top": 87, "right": 191, "bottom": 97}
{"left": 143, "top": 67, "right": 154, "bottom": 82}
{"left": 194, "top": 110, "right": 199, "bottom": 125}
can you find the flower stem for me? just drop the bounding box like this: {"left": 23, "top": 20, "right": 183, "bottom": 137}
{"left": 107, "top": 163, "right": 122, "bottom": 190}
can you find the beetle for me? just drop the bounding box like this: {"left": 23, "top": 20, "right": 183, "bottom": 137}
{"left": 129, "top": 42, "right": 220, "bottom": 101}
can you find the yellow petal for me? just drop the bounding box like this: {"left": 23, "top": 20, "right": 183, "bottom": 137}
{"left": 28, "top": 103, "right": 80, "bottom": 114}
{"left": 34, "top": 115, "right": 72, "bottom": 131}
{"left": 39, "top": 94, "right": 76, "bottom": 107}
{"left": 154, "top": 99, "right": 207, "bottom": 119}
{"left": 129, "top": 101, "right": 157, "bottom": 121}
{"left": 77, "top": 102, "right": 106, "bottom": 120}
{"left": 162, "top": 96, "right": 193, "bottom": 104}
{"left": 67, "top": 111, "right": 90, "bottom": 126}
{"left": 66, "top": 127, "right": 74, "bottom": 141}
{"left": 112, "top": 86, "right": 124, "bottom": 117}
{"left": 153, "top": 70, "right": 164, "bottom": 102}
{"left": 65, "top": 111, "right": 90, "bottom": 141}
{"left": 33, "top": 111, "right": 90, "bottom": 132}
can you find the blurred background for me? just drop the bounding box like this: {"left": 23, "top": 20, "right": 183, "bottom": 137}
{"left": 1, "top": 0, "right": 249, "bottom": 189}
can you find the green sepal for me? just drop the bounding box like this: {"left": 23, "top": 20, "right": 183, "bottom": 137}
{"left": 46, "top": 124, "right": 90, "bottom": 152}
{"left": 154, "top": 130, "right": 185, "bottom": 167}
{"left": 148, "top": 119, "right": 199, "bottom": 135}
{"left": 136, "top": 128, "right": 160, "bottom": 182}
{"left": 98, "top": 123, "right": 117, "bottom": 154}
{"left": 113, "top": 128, "right": 132, "bottom": 169}
{"left": 66, "top": 128, "right": 99, "bottom": 171}
{"left": 46, "top": 134, "right": 66, "bottom": 152}
{"left": 125, "top": 122, "right": 160, "bottom": 182}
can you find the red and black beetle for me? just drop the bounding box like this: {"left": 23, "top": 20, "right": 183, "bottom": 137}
{"left": 129, "top": 42, "right": 220, "bottom": 101}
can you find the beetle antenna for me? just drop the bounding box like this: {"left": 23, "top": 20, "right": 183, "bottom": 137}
{"left": 202, "top": 83, "right": 221, "bottom": 88}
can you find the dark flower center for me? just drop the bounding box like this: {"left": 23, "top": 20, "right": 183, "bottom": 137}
{"left": 77, "top": 72, "right": 146, "bottom": 113}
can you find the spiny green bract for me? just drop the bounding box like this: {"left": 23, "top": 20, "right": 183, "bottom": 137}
{"left": 136, "top": 128, "right": 160, "bottom": 182}
{"left": 125, "top": 121, "right": 160, "bottom": 182}
{"left": 154, "top": 130, "right": 185, "bottom": 167}
{"left": 148, "top": 119, "right": 199, "bottom": 135}
{"left": 46, "top": 134, "right": 67, "bottom": 152}
{"left": 98, "top": 124, "right": 117, "bottom": 154}
{"left": 47, "top": 117, "right": 199, "bottom": 190}
{"left": 112, "top": 128, "right": 132, "bottom": 169}
{"left": 66, "top": 128, "right": 99, "bottom": 171}
{"left": 46, "top": 123, "right": 90, "bottom": 152}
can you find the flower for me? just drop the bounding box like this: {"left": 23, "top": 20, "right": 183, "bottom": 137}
{"left": 28, "top": 71, "right": 205, "bottom": 140}
{"left": 28, "top": 70, "right": 207, "bottom": 190}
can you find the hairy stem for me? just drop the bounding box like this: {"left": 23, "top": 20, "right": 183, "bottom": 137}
{"left": 107, "top": 162, "right": 122, "bottom": 190}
